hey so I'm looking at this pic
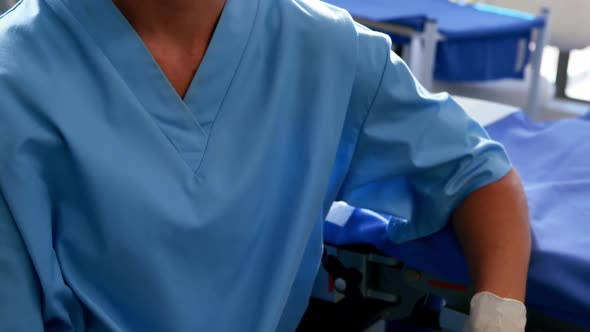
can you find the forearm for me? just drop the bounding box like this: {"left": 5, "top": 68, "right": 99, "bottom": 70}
{"left": 452, "top": 168, "right": 531, "bottom": 302}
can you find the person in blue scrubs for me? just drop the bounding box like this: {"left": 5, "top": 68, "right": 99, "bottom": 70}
{"left": 0, "top": 0, "right": 530, "bottom": 331}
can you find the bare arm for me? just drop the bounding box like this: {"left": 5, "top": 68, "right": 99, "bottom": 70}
{"left": 452, "top": 168, "right": 531, "bottom": 302}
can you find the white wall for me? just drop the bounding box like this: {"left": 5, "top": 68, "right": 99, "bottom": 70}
{"left": 483, "top": 0, "right": 590, "bottom": 51}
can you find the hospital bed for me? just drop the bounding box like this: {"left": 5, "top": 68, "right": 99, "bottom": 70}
{"left": 306, "top": 97, "right": 590, "bottom": 332}
{"left": 325, "top": 0, "right": 549, "bottom": 117}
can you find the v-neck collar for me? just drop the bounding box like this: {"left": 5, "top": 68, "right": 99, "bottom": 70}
{"left": 47, "top": 0, "right": 260, "bottom": 172}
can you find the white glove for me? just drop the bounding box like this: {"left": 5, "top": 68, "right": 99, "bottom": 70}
{"left": 463, "top": 292, "right": 527, "bottom": 332}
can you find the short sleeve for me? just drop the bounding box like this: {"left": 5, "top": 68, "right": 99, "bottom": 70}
{"left": 338, "top": 43, "right": 512, "bottom": 243}
{"left": 0, "top": 192, "right": 44, "bottom": 331}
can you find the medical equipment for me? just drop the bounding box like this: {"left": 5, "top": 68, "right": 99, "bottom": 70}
{"left": 309, "top": 97, "right": 590, "bottom": 331}
{"left": 325, "top": 0, "right": 549, "bottom": 117}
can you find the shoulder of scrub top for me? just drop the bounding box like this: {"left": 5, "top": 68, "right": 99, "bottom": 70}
{"left": 264, "top": 0, "right": 394, "bottom": 115}
{"left": 0, "top": 0, "right": 62, "bottom": 100}
{"left": 0, "top": 0, "right": 64, "bottom": 174}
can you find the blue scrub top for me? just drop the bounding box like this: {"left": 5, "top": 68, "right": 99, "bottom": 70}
{"left": 0, "top": 0, "right": 511, "bottom": 331}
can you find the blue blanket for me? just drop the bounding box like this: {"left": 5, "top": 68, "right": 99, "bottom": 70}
{"left": 324, "top": 112, "right": 590, "bottom": 329}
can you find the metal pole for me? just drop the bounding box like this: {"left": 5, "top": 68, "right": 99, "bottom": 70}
{"left": 555, "top": 50, "right": 571, "bottom": 99}
{"left": 526, "top": 8, "right": 551, "bottom": 119}
{"left": 420, "top": 20, "right": 439, "bottom": 91}
{"left": 404, "top": 34, "right": 423, "bottom": 81}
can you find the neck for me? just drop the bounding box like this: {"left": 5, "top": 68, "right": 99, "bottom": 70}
{"left": 112, "top": 0, "right": 227, "bottom": 98}
{"left": 112, "top": 0, "right": 226, "bottom": 47}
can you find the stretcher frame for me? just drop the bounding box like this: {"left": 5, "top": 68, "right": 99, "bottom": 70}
{"left": 307, "top": 244, "right": 590, "bottom": 332}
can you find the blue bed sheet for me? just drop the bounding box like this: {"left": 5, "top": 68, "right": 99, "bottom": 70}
{"left": 324, "top": 112, "right": 590, "bottom": 329}
{"left": 325, "top": 0, "right": 545, "bottom": 81}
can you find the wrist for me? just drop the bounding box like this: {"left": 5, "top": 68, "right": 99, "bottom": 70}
{"left": 474, "top": 278, "right": 526, "bottom": 302}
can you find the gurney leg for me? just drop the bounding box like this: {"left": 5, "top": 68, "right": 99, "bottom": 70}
{"left": 526, "top": 8, "right": 551, "bottom": 119}
{"left": 402, "top": 21, "right": 439, "bottom": 92}
{"left": 403, "top": 34, "right": 423, "bottom": 83}
{"left": 420, "top": 20, "right": 438, "bottom": 91}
